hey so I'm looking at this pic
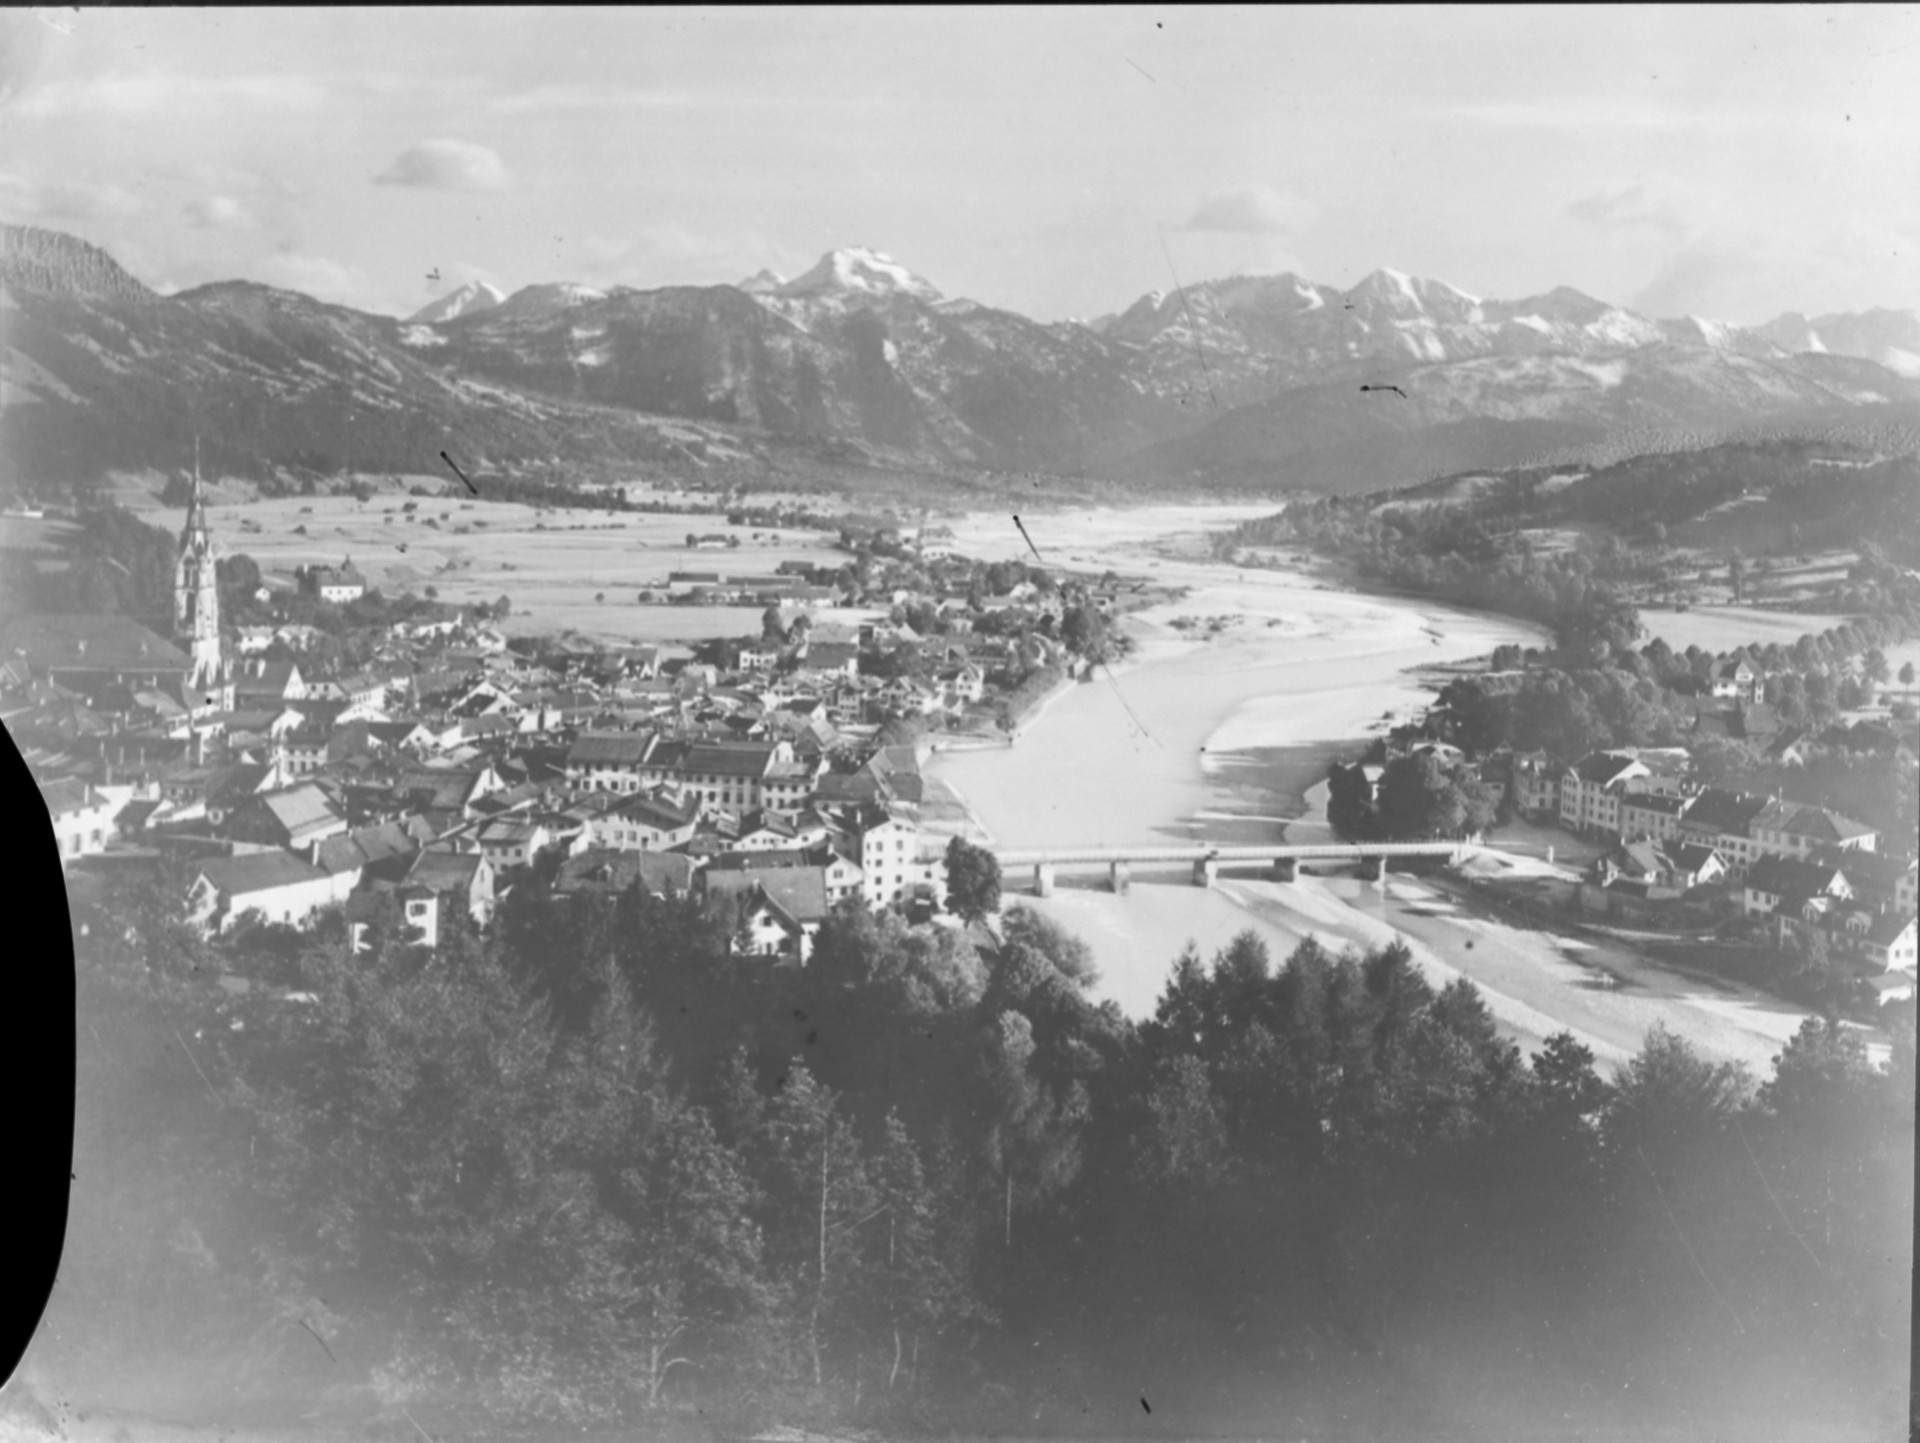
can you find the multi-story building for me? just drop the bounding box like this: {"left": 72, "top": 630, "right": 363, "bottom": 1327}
{"left": 1741, "top": 854, "right": 1854, "bottom": 919}
{"left": 1619, "top": 790, "right": 1690, "bottom": 844}
{"left": 1750, "top": 799, "right": 1879, "bottom": 861}
{"left": 1559, "top": 752, "right": 1650, "bottom": 836}
{"left": 640, "top": 739, "right": 801, "bottom": 813}
{"left": 1509, "top": 752, "right": 1560, "bottom": 819}
{"left": 588, "top": 791, "right": 702, "bottom": 852}
{"left": 39, "top": 777, "right": 117, "bottom": 867}
{"left": 1675, "top": 787, "right": 1772, "bottom": 878}
{"left": 844, "top": 805, "right": 948, "bottom": 911}
{"left": 565, "top": 730, "right": 660, "bottom": 793}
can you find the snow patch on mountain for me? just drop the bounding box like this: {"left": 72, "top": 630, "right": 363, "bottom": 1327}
{"left": 407, "top": 281, "right": 505, "bottom": 326}
{"left": 777, "top": 247, "right": 941, "bottom": 301}
{"left": 493, "top": 282, "right": 607, "bottom": 321}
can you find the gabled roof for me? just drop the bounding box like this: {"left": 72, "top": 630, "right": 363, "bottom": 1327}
{"left": 1779, "top": 805, "right": 1876, "bottom": 843}
{"left": 613, "top": 791, "right": 700, "bottom": 829}
{"left": 37, "top": 776, "right": 101, "bottom": 817}
{"left": 476, "top": 818, "right": 543, "bottom": 845}
{"left": 708, "top": 866, "right": 831, "bottom": 927}
{"left": 407, "top": 849, "right": 485, "bottom": 893}
{"left": 260, "top": 783, "right": 342, "bottom": 836}
{"left": 196, "top": 851, "right": 329, "bottom": 897}
{"left": 1829, "top": 849, "right": 1918, "bottom": 893}
{"left": 1680, "top": 788, "right": 1769, "bottom": 835}
{"left": 554, "top": 847, "right": 696, "bottom": 898}
{"left": 1863, "top": 913, "right": 1917, "bottom": 947}
{"left": 1745, "top": 853, "right": 1849, "bottom": 896}
{"left": 676, "top": 742, "right": 778, "bottom": 778}
{"left": 1568, "top": 751, "right": 1645, "bottom": 786}
{"left": 1667, "top": 842, "right": 1723, "bottom": 875}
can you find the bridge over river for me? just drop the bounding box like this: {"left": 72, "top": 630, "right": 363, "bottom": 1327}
{"left": 991, "top": 842, "right": 1480, "bottom": 896}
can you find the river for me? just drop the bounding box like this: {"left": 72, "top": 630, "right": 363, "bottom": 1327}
{"left": 927, "top": 504, "right": 1819, "bottom": 1077}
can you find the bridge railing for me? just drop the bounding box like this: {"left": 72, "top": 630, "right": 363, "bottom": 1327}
{"left": 995, "top": 841, "right": 1478, "bottom": 866}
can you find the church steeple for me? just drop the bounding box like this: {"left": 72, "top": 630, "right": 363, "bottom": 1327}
{"left": 173, "top": 438, "right": 229, "bottom": 708}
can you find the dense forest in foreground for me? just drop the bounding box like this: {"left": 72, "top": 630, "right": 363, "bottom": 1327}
{"left": 34, "top": 858, "right": 1914, "bottom": 1443}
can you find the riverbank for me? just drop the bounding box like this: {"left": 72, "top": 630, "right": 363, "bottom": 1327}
{"left": 927, "top": 504, "right": 1818, "bottom": 1073}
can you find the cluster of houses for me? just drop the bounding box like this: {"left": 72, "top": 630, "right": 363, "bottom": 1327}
{"left": 1505, "top": 744, "right": 1918, "bottom": 983}
{"left": 11, "top": 482, "right": 1074, "bottom": 969}
{"left": 20, "top": 626, "right": 970, "bottom": 963}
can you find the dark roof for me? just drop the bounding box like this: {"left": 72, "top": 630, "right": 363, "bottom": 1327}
{"left": 676, "top": 742, "right": 777, "bottom": 778}
{"left": 1570, "top": 752, "right": 1643, "bottom": 786}
{"left": 1668, "top": 842, "right": 1723, "bottom": 875}
{"left": 197, "top": 851, "right": 329, "bottom": 895}
{"left": 407, "top": 849, "right": 485, "bottom": 892}
{"left": 1863, "top": 913, "right": 1917, "bottom": 947}
{"left": 1746, "top": 853, "right": 1848, "bottom": 896}
{"left": 1829, "top": 850, "right": 1917, "bottom": 893}
{"left": 554, "top": 847, "right": 697, "bottom": 898}
{"left": 1778, "top": 805, "right": 1876, "bottom": 843}
{"left": 705, "top": 866, "right": 830, "bottom": 925}
{"left": 709, "top": 847, "right": 814, "bottom": 872}
{"left": 1622, "top": 791, "right": 1689, "bottom": 817}
{"left": 1681, "top": 787, "right": 1769, "bottom": 835}
{"left": 755, "top": 868, "right": 831, "bottom": 925}
{"left": 614, "top": 792, "right": 700, "bottom": 829}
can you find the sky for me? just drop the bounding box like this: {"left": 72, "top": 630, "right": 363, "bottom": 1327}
{"left": 2, "top": 5, "right": 1917, "bottom": 324}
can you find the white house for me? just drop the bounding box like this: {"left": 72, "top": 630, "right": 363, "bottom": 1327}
{"left": 188, "top": 851, "right": 357, "bottom": 934}
{"left": 39, "top": 777, "right": 116, "bottom": 867}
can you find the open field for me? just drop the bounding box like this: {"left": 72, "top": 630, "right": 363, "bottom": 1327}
{"left": 142, "top": 493, "right": 867, "bottom": 645}
{"left": 1637, "top": 603, "right": 1855, "bottom": 653}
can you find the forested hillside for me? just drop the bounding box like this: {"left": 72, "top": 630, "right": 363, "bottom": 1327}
{"left": 44, "top": 863, "right": 1913, "bottom": 1441}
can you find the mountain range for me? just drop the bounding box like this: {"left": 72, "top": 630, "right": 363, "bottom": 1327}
{"left": 5, "top": 223, "right": 1920, "bottom": 495}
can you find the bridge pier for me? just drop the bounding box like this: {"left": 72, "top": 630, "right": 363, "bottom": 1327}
{"left": 1192, "top": 857, "right": 1217, "bottom": 888}
{"left": 1110, "top": 860, "right": 1130, "bottom": 895}
{"left": 1271, "top": 856, "right": 1297, "bottom": 882}
{"left": 1033, "top": 862, "right": 1054, "bottom": 898}
{"left": 1359, "top": 856, "right": 1386, "bottom": 885}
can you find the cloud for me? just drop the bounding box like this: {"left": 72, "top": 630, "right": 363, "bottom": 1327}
{"left": 182, "top": 194, "right": 254, "bottom": 230}
{"left": 1630, "top": 240, "right": 1749, "bottom": 317}
{"left": 1566, "top": 178, "right": 1691, "bottom": 242}
{"left": 485, "top": 82, "right": 858, "bottom": 115}
{"left": 8, "top": 72, "right": 331, "bottom": 119}
{"left": 253, "top": 251, "right": 365, "bottom": 303}
{"left": 1182, "top": 184, "right": 1317, "bottom": 236}
{"left": 374, "top": 139, "right": 511, "bottom": 191}
{"left": 0, "top": 13, "right": 51, "bottom": 108}
{"left": 0, "top": 173, "right": 143, "bottom": 222}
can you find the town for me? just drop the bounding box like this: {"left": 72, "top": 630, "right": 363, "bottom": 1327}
{"left": 11, "top": 469, "right": 1142, "bottom": 966}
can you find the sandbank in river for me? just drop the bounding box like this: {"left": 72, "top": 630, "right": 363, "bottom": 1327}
{"left": 929, "top": 506, "right": 1819, "bottom": 1077}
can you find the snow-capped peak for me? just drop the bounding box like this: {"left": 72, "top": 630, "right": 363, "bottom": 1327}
{"left": 737, "top": 268, "right": 787, "bottom": 295}
{"left": 407, "top": 280, "right": 505, "bottom": 325}
{"left": 1348, "top": 267, "right": 1430, "bottom": 314}
{"left": 1684, "top": 314, "right": 1733, "bottom": 348}
{"left": 492, "top": 281, "right": 608, "bottom": 320}
{"left": 777, "top": 247, "right": 941, "bottom": 302}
